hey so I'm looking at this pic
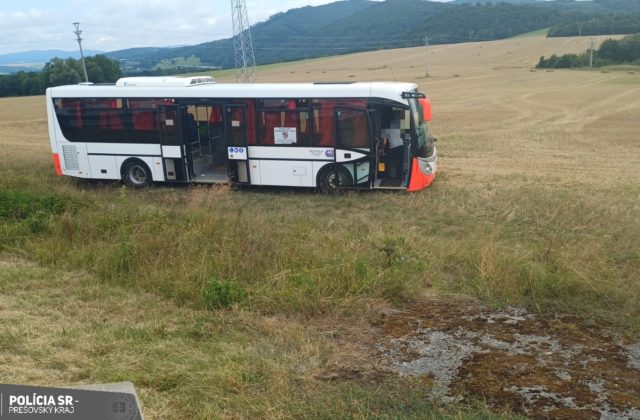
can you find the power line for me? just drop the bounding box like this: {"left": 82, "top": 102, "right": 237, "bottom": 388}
{"left": 424, "top": 35, "right": 430, "bottom": 77}
{"left": 73, "top": 22, "right": 89, "bottom": 82}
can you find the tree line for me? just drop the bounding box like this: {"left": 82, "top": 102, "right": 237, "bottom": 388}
{"left": 537, "top": 33, "right": 640, "bottom": 68}
{"left": 0, "top": 55, "right": 122, "bottom": 98}
{"left": 548, "top": 12, "right": 640, "bottom": 37}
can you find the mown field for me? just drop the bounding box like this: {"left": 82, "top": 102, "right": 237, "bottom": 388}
{"left": 1, "top": 34, "right": 639, "bottom": 418}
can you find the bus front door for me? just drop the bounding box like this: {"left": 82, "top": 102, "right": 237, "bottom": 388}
{"left": 225, "top": 105, "right": 250, "bottom": 184}
{"left": 334, "top": 107, "right": 373, "bottom": 189}
{"left": 159, "top": 105, "right": 188, "bottom": 182}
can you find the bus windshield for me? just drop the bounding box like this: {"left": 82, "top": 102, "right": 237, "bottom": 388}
{"left": 408, "top": 97, "right": 427, "bottom": 149}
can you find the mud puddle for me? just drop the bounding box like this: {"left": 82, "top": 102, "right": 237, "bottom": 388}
{"left": 375, "top": 298, "right": 640, "bottom": 418}
{"left": 320, "top": 297, "right": 640, "bottom": 418}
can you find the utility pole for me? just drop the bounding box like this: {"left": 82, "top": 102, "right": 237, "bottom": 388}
{"left": 589, "top": 38, "right": 594, "bottom": 68}
{"left": 424, "top": 35, "right": 430, "bottom": 78}
{"left": 231, "top": 0, "right": 257, "bottom": 83}
{"left": 73, "top": 22, "right": 89, "bottom": 83}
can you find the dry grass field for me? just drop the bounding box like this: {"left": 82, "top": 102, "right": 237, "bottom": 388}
{"left": 1, "top": 34, "right": 639, "bottom": 418}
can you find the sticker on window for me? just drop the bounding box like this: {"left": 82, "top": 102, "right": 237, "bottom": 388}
{"left": 166, "top": 119, "right": 174, "bottom": 126}
{"left": 232, "top": 120, "right": 240, "bottom": 127}
{"left": 274, "top": 127, "right": 297, "bottom": 144}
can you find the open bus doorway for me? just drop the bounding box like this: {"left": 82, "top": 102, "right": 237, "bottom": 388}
{"left": 373, "top": 104, "right": 412, "bottom": 189}
{"left": 182, "top": 103, "right": 227, "bottom": 183}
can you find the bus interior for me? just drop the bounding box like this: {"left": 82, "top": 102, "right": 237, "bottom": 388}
{"left": 183, "top": 104, "right": 227, "bottom": 183}
{"left": 373, "top": 104, "right": 413, "bottom": 189}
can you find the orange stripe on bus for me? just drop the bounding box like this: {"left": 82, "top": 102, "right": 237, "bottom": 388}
{"left": 52, "top": 153, "right": 62, "bottom": 176}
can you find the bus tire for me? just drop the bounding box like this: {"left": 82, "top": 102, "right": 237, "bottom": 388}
{"left": 122, "top": 160, "right": 152, "bottom": 188}
{"left": 318, "top": 165, "right": 352, "bottom": 194}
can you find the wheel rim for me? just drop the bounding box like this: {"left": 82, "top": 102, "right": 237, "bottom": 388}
{"left": 129, "top": 166, "right": 147, "bottom": 185}
{"left": 326, "top": 171, "right": 347, "bottom": 190}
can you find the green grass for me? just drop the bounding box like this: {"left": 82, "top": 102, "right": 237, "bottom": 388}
{"left": 511, "top": 28, "right": 549, "bottom": 38}
{"left": 6, "top": 168, "right": 637, "bottom": 416}
{"left": 0, "top": 253, "right": 522, "bottom": 419}
{"left": 3, "top": 161, "right": 639, "bottom": 333}
{"left": 154, "top": 55, "right": 203, "bottom": 70}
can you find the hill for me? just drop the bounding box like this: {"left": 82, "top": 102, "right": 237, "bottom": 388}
{"left": 0, "top": 49, "right": 103, "bottom": 73}
{"left": 107, "top": 0, "right": 640, "bottom": 73}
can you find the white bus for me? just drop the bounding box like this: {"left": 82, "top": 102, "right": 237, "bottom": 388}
{"left": 46, "top": 77, "right": 436, "bottom": 192}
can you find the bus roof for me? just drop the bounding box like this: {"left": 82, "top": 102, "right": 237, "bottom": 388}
{"left": 47, "top": 79, "right": 419, "bottom": 104}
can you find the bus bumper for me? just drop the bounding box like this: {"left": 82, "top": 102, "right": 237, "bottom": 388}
{"left": 407, "top": 152, "right": 436, "bottom": 192}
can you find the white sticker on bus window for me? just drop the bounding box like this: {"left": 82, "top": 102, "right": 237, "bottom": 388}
{"left": 166, "top": 119, "right": 174, "bottom": 126}
{"left": 232, "top": 120, "right": 240, "bottom": 127}
{"left": 274, "top": 127, "right": 297, "bottom": 144}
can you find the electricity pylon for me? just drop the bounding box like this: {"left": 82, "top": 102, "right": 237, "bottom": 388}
{"left": 231, "top": 0, "right": 257, "bottom": 82}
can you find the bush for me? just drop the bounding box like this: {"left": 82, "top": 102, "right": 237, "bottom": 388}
{"left": 0, "top": 190, "right": 68, "bottom": 220}
{"left": 202, "top": 278, "right": 247, "bottom": 310}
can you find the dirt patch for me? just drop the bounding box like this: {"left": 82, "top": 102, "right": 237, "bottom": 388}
{"left": 318, "top": 297, "right": 640, "bottom": 418}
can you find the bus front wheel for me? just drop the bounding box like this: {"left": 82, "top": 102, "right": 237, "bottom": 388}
{"left": 123, "top": 160, "right": 152, "bottom": 188}
{"left": 318, "top": 166, "right": 352, "bottom": 194}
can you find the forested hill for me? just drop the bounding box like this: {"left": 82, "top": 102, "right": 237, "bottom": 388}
{"left": 106, "top": 0, "right": 640, "bottom": 73}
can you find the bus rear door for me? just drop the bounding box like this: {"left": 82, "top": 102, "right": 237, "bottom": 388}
{"left": 159, "top": 105, "right": 189, "bottom": 182}
{"left": 225, "top": 105, "right": 250, "bottom": 184}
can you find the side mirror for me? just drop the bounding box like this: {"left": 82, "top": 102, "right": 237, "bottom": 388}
{"left": 419, "top": 97, "right": 432, "bottom": 122}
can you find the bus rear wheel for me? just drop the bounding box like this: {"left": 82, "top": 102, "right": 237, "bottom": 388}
{"left": 319, "top": 166, "right": 352, "bottom": 194}
{"left": 123, "top": 161, "right": 152, "bottom": 188}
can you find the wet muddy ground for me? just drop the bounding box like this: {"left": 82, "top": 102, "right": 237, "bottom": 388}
{"left": 320, "top": 298, "right": 640, "bottom": 419}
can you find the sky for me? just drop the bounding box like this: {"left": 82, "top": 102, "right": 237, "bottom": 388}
{"left": 0, "top": 0, "right": 450, "bottom": 55}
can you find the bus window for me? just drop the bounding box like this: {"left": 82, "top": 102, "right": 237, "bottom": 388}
{"left": 81, "top": 98, "right": 128, "bottom": 142}
{"left": 259, "top": 111, "right": 311, "bottom": 146}
{"left": 129, "top": 100, "right": 161, "bottom": 143}
{"left": 312, "top": 105, "right": 334, "bottom": 147}
{"left": 260, "top": 98, "right": 307, "bottom": 110}
{"left": 128, "top": 99, "right": 170, "bottom": 109}
{"left": 54, "top": 98, "right": 83, "bottom": 142}
{"left": 227, "top": 107, "right": 246, "bottom": 147}
{"left": 335, "top": 108, "right": 370, "bottom": 149}
{"left": 159, "top": 107, "right": 179, "bottom": 145}
{"left": 234, "top": 100, "right": 256, "bottom": 145}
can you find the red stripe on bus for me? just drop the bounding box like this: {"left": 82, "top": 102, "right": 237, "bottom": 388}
{"left": 52, "top": 153, "right": 63, "bottom": 176}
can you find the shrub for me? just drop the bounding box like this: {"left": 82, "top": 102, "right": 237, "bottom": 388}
{"left": 202, "top": 278, "right": 247, "bottom": 310}
{"left": 0, "top": 190, "right": 68, "bottom": 220}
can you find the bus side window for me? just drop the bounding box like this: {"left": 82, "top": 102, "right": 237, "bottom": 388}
{"left": 260, "top": 111, "right": 279, "bottom": 145}
{"left": 335, "top": 108, "right": 370, "bottom": 149}
{"left": 259, "top": 111, "right": 311, "bottom": 146}
{"left": 82, "top": 99, "right": 128, "bottom": 142}
{"left": 234, "top": 100, "right": 256, "bottom": 145}
{"left": 160, "top": 108, "right": 179, "bottom": 145}
{"left": 227, "top": 108, "right": 245, "bottom": 147}
{"left": 54, "top": 98, "right": 83, "bottom": 141}
{"left": 132, "top": 111, "right": 156, "bottom": 130}
{"left": 312, "top": 106, "right": 334, "bottom": 147}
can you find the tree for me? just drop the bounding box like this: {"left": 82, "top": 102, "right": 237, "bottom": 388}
{"left": 86, "top": 61, "right": 105, "bottom": 83}
{"left": 91, "top": 54, "right": 122, "bottom": 82}
{"left": 42, "top": 58, "right": 82, "bottom": 87}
